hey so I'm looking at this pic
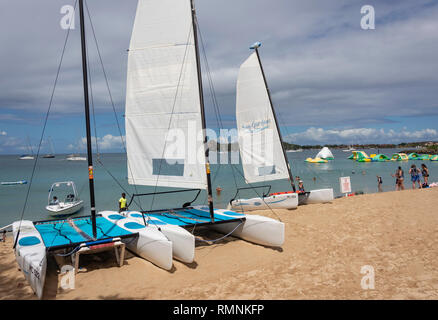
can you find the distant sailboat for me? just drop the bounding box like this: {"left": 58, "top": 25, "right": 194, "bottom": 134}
{"left": 66, "top": 154, "right": 86, "bottom": 161}
{"left": 19, "top": 136, "right": 35, "bottom": 160}
{"left": 42, "top": 137, "right": 55, "bottom": 158}
{"left": 343, "top": 145, "right": 356, "bottom": 152}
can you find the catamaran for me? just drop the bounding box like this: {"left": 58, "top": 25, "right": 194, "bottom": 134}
{"left": 120, "top": 0, "right": 284, "bottom": 256}
{"left": 8, "top": 0, "right": 173, "bottom": 299}
{"left": 228, "top": 43, "right": 334, "bottom": 211}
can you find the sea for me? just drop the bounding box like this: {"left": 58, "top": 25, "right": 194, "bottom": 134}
{"left": 1, "top": 148, "right": 437, "bottom": 227}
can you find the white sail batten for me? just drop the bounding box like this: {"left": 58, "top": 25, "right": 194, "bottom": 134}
{"left": 236, "top": 52, "right": 290, "bottom": 184}
{"left": 125, "top": 0, "right": 207, "bottom": 189}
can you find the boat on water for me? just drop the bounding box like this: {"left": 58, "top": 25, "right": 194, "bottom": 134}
{"left": 66, "top": 154, "right": 86, "bottom": 161}
{"left": 18, "top": 155, "right": 35, "bottom": 160}
{"left": 42, "top": 137, "right": 55, "bottom": 158}
{"left": 228, "top": 43, "right": 333, "bottom": 211}
{"left": 45, "top": 181, "right": 84, "bottom": 217}
{"left": 1, "top": 180, "right": 28, "bottom": 185}
{"left": 18, "top": 136, "right": 35, "bottom": 160}
{"left": 343, "top": 146, "right": 356, "bottom": 152}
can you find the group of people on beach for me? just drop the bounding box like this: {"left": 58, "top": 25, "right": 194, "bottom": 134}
{"left": 389, "top": 163, "right": 430, "bottom": 191}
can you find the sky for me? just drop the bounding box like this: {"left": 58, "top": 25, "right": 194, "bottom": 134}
{"left": 0, "top": 0, "right": 438, "bottom": 154}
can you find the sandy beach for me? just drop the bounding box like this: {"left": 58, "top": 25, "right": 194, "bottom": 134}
{"left": 1, "top": 187, "right": 438, "bottom": 300}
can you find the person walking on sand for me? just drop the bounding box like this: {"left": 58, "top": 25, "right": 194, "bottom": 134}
{"left": 392, "top": 166, "right": 404, "bottom": 191}
{"left": 421, "top": 164, "right": 429, "bottom": 187}
{"left": 118, "top": 193, "right": 128, "bottom": 213}
{"left": 377, "top": 175, "right": 383, "bottom": 192}
{"left": 409, "top": 164, "right": 422, "bottom": 189}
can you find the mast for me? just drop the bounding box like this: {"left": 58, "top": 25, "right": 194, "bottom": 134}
{"left": 190, "top": 0, "right": 215, "bottom": 221}
{"left": 78, "top": 0, "right": 97, "bottom": 238}
{"left": 252, "top": 45, "right": 296, "bottom": 192}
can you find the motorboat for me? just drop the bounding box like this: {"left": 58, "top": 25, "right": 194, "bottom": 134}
{"left": 45, "top": 181, "right": 84, "bottom": 217}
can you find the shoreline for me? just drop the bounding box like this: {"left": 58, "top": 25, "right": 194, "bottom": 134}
{"left": 1, "top": 188, "right": 438, "bottom": 300}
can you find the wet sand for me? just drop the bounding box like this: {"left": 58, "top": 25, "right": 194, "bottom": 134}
{"left": 1, "top": 187, "right": 438, "bottom": 300}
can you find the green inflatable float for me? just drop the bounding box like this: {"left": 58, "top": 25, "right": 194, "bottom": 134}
{"left": 408, "top": 152, "right": 419, "bottom": 160}
{"left": 372, "top": 154, "right": 390, "bottom": 162}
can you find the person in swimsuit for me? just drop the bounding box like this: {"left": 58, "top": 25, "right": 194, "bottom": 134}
{"left": 409, "top": 164, "right": 422, "bottom": 189}
{"left": 421, "top": 164, "right": 429, "bottom": 187}
{"left": 392, "top": 166, "right": 404, "bottom": 191}
{"left": 377, "top": 176, "right": 383, "bottom": 192}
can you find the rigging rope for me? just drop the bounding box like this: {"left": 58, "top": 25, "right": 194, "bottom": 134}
{"left": 196, "top": 19, "right": 283, "bottom": 222}
{"left": 84, "top": 1, "right": 144, "bottom": 211}
{"left": 194, "top": 220, "right": 244, "bottom": 244}
{"left": 13, "top": 0, "right": 79, "bottom": 249}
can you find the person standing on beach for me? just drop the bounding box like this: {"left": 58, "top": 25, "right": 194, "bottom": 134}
{"left": 421, "top": 164, "right": 429, "bottom": 187}
{"left": 392, "top": 166, "right": 404, "bottom": 191}
{"left": 119, "top": 193, "right": 128, "bottom": 213}
{"left": 377, "top": 176, "right": 383, "bottom": 192}
{"left": 409, "top": 164, "right": 422, "bottom": 189}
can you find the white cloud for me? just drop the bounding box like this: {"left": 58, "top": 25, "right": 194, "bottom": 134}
{"left": 68, "top": 134, "right": 126, "bottom": 151}
{"left": 0, "top": 131, "right": 6, "bottom": 136}
{"left": 286, "top": 127, "right": 438, "bottom": 145}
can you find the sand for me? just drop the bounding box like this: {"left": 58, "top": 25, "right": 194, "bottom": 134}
{"left": 1, "top": 187, "right": 438, "bottom": 300}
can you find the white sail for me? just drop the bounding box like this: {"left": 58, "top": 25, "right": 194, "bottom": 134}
{"left": 236, "top": 52, "right": 290, "bottom": 184}
{"left": 125, "top": 0, "right": 207, "bottom": 189}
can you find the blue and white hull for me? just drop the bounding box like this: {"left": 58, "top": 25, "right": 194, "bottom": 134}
{"left": 100, "top": 211, "right": 173, "bottom": 270}
{"left": 12, "top": 221, "right": 47, "bottom": 299}
{"left": 124, "top": 211, "right": 195, "bottom": 264}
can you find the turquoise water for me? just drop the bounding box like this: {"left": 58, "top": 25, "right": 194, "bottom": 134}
{"left": 1, "top": 149, "right": 437, "bottom": 227}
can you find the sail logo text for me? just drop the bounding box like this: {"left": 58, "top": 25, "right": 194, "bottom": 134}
{"left": 241, "top": 119, "right": 270, "bottom": 133}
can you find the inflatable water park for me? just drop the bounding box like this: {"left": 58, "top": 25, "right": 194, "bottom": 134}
{"left": 305, "top": 147, "right": 333, "bottom": 163}
{"left": 348, "top": 151, "right": 438, "bottom": 162}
